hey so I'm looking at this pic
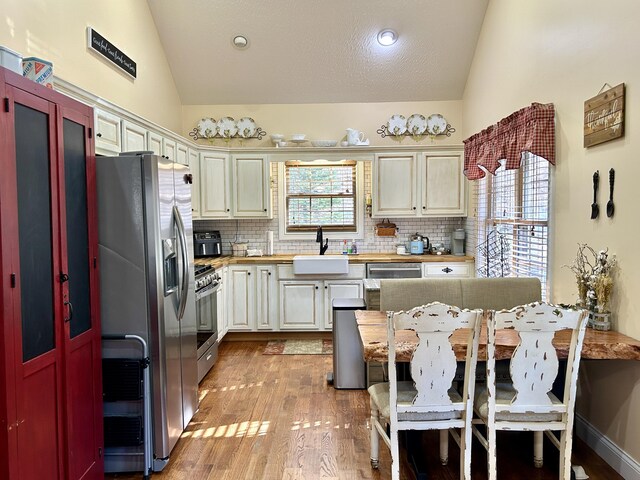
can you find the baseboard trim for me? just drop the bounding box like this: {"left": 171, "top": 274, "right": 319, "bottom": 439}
{"left": 575, "top": 413, "right": 640, "bottom": 480}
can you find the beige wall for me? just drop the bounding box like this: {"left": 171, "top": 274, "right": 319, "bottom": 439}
{"left": 182, "top": 101, "right": 463, "bottom": 148}
{"left": 0, "top": 0, "right": 182, "bottom": 132}
{"left": 463, "top": 0, "right": 640, "bottom": 461}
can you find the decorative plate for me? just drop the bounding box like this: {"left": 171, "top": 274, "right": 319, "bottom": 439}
{"left": 387, "top": 114, "right": 407, "bottom": 135}
{"left": 217, "top": 116, "right": 238, "bottom": 138}
{"left": 236, "top": 117, "right": 257, "bottom": 138}
{"left": 197, "top": 117, "right": 217, "bottom": 138}
{"left": 407, "top": 114, "right": 427, "bottom": 135}
{"left": 426, "top": 114, "right": 448, "bottom": 136}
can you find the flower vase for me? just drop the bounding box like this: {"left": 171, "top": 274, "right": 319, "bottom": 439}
{"left": 588, "top": 310, "right": 611, "bottom": 331}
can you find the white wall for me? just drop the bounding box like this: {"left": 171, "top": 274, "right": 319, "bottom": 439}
{"left": 0, "top": 0, "right": 182, "bottom": 132}
{"left": 463, "top": 0, "right": 640, "bottom": 462}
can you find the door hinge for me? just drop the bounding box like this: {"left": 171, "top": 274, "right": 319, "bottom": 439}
{"left": 10, "top": 273, "right": 16, "bottom": 288}
{"left": 88, "top": 127, "right": 93, "bottom": 139}
{"left": 3, "top": 98, "right": 9, "bottom": 113}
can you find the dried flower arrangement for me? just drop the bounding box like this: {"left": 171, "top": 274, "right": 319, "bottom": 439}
{"left": 565, "top": 244, "right": 617, "bottom": 313}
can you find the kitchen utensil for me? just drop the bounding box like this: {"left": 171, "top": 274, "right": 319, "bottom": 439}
{"left": 590, "top": 171, "right": 599, "bottom": 219}
{"left": 409, "top": 232, "right": 429, "bottom": 255}
{"left": 346, "top": 128, "right": 364, "bottom": 146}
{"left": 607, "top": 168, "right": 615, "bottom": 218}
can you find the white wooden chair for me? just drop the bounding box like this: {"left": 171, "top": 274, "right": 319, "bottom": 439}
{"left": 472, "top": 302, "right": 589, "bottom": 480}
{"left": 368, "top": 302, "right": 483, "bottom": 480}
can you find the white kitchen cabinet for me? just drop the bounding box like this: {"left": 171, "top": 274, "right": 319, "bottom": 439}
{"left": 422, "top": 261, "right": 473, "bottom": 278}
{"left": 94, "top": 108, "right": 122, "bottom": 155}
{"left": 162, "top": 137, "right": 177, "bottom": 161}
{"left": 420, "top": 151, "right": 467, "bottom": 216}
{"left": 372, "top": 153, "right": 418, "bottom": 217}
{"left": 216, "top": 283, "right": 225, "bottom": 341}
{"left": 147, "top": 131, "right": 162, "bottom": 156}
{"left": 231, "top": 154, "right": 271, "bottom": 218}
{"left": 122, "top": 120, "right": 147, "bottom": 152}
{"left": 200, "top": 152, "right": 232, "bottom": 218}
{"left": 188, "top": 148, "right": 201, "bottom": 218}
{"left": 323, "top": 280, "right": 363, "bottom": 329}
{"left": 219, "top": 266, "right": 229, "bottom": 338}
{"left": 255, "top": 265, "right": 277, "bottom": 330}
{"left": 176, "top": 142, "right": 188, "bottom": 165}
{"left": 372, "top": 150, "right": 466, "bottom": 218}
{"left": 279, "top": 280, "right": 323, "bottom": 330}
{"left": 228, "top": 266, "right": 255, "bottom": 330}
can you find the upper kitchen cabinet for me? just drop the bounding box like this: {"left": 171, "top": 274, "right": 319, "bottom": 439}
{"left": 420, "top": 151, "right": 466, "bottom": 216}
{"left": 94, "top": 108, "right": 122, "bottom": 155}
{"left": 231, "top": 154, "right": 272, "bottom": 218}
{"left": 200, "top": 152, "right": 231, "bottom": 218}
{"left": 188, "top": 148, "right": 201, "bottom": 218}
{"left": 372, "top": 150, "right": 466, "bottom": 217}
{"left": 162, "top": 137, "right": 177, "bottom": 161}
{"left": 147, "top": 130, "right": 163, "bottom": 156}
{"left": 372, "top": 153, "right": 418, "bottom": 217}
{"left": 122, "top": 119, "right": 147, "bottom": 152}
{"left": 176, "top": 142, "right": 188, "bottom": 165}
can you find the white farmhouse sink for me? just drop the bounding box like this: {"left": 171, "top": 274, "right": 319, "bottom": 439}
{"left": 293, "top": 255, "right": 349, "bottom": 275}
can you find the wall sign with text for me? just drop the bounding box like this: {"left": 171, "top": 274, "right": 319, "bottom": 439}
{"left": 87, "top": 27, "right": 137, "bottom": 79}
{"left": 583, "top": 83, "right": 624, "bottom": 148}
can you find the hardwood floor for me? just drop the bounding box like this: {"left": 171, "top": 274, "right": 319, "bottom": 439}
{"left": 106, "top": 341, "right": 622, "bottom": 480}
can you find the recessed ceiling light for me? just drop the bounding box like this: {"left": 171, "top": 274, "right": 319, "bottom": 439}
{"left": 377, "top": 29, "right": 397, "bottom": 46}
{"left": 232, "top": 35, "right": 249, "bottom": 49}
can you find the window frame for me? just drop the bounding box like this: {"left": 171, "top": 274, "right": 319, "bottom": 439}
{"left": 474, "top": 153, "right": 552, "bottom": 299}
{"left": 278, "top": 160, "right": 365, "bottom": 241}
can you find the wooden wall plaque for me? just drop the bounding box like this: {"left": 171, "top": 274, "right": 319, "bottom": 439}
{"left": 584, "top": 83, "right": 625, "bottom": 147}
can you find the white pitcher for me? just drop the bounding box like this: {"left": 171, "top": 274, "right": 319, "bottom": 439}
{"left": 346, "top": 128, "right": 365, "bottom": 146}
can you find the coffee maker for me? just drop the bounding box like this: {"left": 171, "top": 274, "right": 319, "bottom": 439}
{"left": 451, "top": 229, "right": 465, "bottom": 256}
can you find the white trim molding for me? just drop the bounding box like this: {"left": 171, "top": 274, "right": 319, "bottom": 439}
{"left": 575, "top": 413, "right": 640, "bottom": 480}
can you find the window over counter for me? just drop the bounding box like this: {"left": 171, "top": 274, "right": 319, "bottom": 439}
{"left": 474, "top": 153, "right": 550, "bottom": 299}
{"left": 278, "top": 160, "right": 364, "bottom": 240}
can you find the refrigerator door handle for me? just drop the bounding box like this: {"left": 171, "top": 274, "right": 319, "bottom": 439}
{"left": 173, "top": 205, "right": 189, "bottom": 321}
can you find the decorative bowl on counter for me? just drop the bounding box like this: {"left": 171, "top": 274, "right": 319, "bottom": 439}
{"left": 311, "top": 140, "right": 337, "bottom": 147}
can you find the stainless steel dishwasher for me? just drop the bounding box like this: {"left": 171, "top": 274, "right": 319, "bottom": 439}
{"left": 332, "top": 298, "right": 367, "bottom": 389}
{"left": 366, "top": 262, "right": 422, "bottom": 279}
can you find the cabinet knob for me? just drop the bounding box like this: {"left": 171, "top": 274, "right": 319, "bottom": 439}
{"left": 315, "top": 286, "right": 318, "bottom": 290}
{"left": 442, "top": 267, "right": 453, "bottom": 274}
{"left": 268, "top": 272, "right": 271, "bottom": 276}
{"left": 422, "top": 206, "right": 426, "bottom": 209}
{"left": 413, "top": 206, "right": 416, "bottom": 210}
{"left": 324, "top": 285, "right": 327, "bottom": 289}
{"left": 264, "top": 208, "right": 267, "bottom": 212}
{"left": 226, "top": 209, "right": 230, "bottom": 212}
{"left": 96, "top": 132, "right": 102, "bottom": 138}
{"left": 248, "top": 272, "right": 251, "bottom": 275}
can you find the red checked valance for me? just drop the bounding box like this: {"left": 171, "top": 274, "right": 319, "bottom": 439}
{"left": 463, "top": 103, "right": 555, "bottom": 180}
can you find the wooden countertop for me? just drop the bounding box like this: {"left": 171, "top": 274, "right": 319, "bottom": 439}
{"left": 356, "top": 310, "right": 640, "bottom": 362}
{"left": 194, "top": 253, "right": 474, "bottom": 269}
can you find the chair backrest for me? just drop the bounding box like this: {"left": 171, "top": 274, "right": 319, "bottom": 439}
{"left": 487, "top": 302, "right": 589, "bottom": 415}
{"left": 387, "top": 302, "right": 483, "bottom": 418}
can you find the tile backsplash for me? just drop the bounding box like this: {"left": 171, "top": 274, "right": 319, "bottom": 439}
{"left": 195, "top": 162, "right": 465, "bottom": 255}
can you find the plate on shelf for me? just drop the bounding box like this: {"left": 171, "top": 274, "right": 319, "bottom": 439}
{"left": 387, "top": 114, "right": 407, "bottom": 135}
{"left": 237, "top": 117, "right": 257, "bottom": 138}
{"left": 217, "top": 116, "right": 238, "bottom": 137}
{"left": 197, "top": 117, "right": 217, "bottom": 138}
{"left": 426, "top": 114, "right": 448, "bottom": 136}
{"left": 289, "top": 138, "right": 308, "bottom": 144}
{"left": 407, "top": 114, "right": 427, "bottom": 135}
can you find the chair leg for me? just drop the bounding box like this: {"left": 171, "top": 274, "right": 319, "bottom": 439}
{"left": 460, "top": 427, "right": 472, "bottom": 480}
{"left": 559, "top": 429, "right": 572, "bottom": 480}
{"left": 439, "top": 429, "right": 449, "bottom": 465}
{"left": 369, "top": 400, "right": 380, "bottom": 469}
{"left": 487, "top": 425, "right": 497, "bottom": 480}
{"left": 390, "top": 427, "right": 401, "bottom": 480}
{"left": 533, "top": 431, "right": 544, "bottom": 468}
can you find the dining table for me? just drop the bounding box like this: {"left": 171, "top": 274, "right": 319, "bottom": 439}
{"left": 356, "top": 310, "right": 640, "bottom": 363}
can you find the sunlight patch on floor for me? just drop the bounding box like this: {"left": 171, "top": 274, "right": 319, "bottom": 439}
{"left": 181, "top": 420, "right": 270, "bottom": 439}
{"left": 290, "top": 420, "right": 352, "bottom": 431}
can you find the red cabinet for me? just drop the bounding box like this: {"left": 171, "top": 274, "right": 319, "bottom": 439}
{"left": 0, "top": 67, "right": 103, "bottom": 479}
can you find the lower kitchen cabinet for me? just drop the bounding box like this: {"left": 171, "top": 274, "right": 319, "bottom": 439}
{"left": 279, "top": 281, "right": 324, "bottom": 330}
{"left": 422, "top": 261, "right": 474, "bottom": 278}
{"left": 323, "top": 280, "right": 364, "bottom": 329}
{"left": 228, "top": 265, "right": 275, "bottom": 331}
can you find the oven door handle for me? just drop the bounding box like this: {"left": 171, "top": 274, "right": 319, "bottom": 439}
{"left": 196, "top": 284, "right": 219, "bottom": 301}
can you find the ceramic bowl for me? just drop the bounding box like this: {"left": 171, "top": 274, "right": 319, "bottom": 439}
{"left": 291, "top": 133, "right": 306, "bottom": 141}
{"left": 311, "top": 140, "right": 337, "bottom": 147}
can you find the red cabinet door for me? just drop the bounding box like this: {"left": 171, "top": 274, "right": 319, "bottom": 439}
{"left": 0, "top": 70, "right": 103, "bottom": 480}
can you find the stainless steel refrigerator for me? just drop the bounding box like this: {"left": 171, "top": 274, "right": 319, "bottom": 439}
{"left": 96, "top": 152, "right": 198, "bottom": 473}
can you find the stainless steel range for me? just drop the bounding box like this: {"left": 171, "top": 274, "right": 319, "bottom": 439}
{"left": 195, "top": 264, "right": 220, "bottom": 382}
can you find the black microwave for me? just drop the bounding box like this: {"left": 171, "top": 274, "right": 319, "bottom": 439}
{"left": 194, "top": 231, "right": 222, "bottom": 257}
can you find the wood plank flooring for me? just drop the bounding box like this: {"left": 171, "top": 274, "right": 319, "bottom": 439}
{"left": 106, "top": 341, "right": 622, "bottom": 480}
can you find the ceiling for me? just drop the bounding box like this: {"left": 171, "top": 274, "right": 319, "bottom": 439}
{"left": 147, "top": 0, "right": 489, "bottom": 105}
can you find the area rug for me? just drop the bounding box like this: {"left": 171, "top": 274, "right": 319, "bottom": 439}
{"left": 263, "top": 339, "right": 333, "bottom": 355}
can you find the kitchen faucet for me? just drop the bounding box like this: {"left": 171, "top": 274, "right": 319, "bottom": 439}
{"left": 316, "top": 226, "right": 329, "bottom": 255}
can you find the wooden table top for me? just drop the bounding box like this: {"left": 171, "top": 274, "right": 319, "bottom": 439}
{"left": 356, "top": 310, "right": 640, "bottom": 363}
